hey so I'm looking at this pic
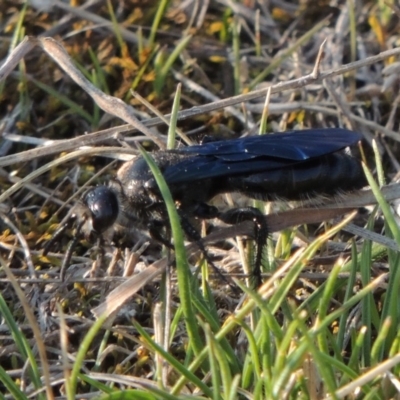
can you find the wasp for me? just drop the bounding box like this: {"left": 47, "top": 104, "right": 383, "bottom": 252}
{"left": 47, "top": 128, "right": 365, "bottom": 283}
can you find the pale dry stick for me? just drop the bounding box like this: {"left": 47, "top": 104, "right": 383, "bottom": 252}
{"left": 246, "top": 102, "right": 364, "bottom": 119}
{"left": 0, "top": 37, "right": 37, "bottom": 80}
{"left": 261, "top": 86, "right": 272, "bottom": 122}
{"left": 152, "top": 303, "right": 164, "bottom": 385}
{"left": 324, "top": 79, "right": 356, "bottom": 124}
{"left": 96, "top": 344, "right": 137, "bottom": 367}
{"left": 0, "top": 37, "right": 166, "bottom": 149}
{"left": 247, "top": 101, "right": 365, "bottom": 112}
{"left": 342, "top": 223, "right": 399, "bottom": 252}
{"left": 386, "top": 371, "right": 400, "bottom": 392}
{"left": 78, "top": 372, "right": 160, "bottom": 392}
{"left": 182, "top": 0, "right": 200, "bottom": 34}
{"left": 310, "top": 38, "right": 327, "bottom": 79}
{"left": 195, "top": 0, "right": 210, "bottom": 30}
{"left": 56, "top": 304, "right": 71, "bottom": 400}
{"left": 91, "top": 256, "right": 168, "bottom": 320}
{"left": 172, "top": 46, "right": 400, "bottom": 119}
{"left": 2, "top": 133, "right": 57, "bottom": 147}
{"left": 172, "top": 69, "right": 254, "bottom": 127}
{"left": 1, "top": 39, "right": 400, "bottom": 166}
{"left": 0, "top": 125, "right": 142, "bottom": 168}
{"left": 0, "top": 169, "right": 65, "bottom": 207}
{"left": 326, "top": 353, "right": 400, "bottom": 400}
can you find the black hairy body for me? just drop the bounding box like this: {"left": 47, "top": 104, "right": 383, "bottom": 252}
{"left": 56, "top": 128, "right": 366, "bottom": 284}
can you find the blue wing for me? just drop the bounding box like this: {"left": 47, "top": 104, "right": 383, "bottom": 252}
{"left": 162, "top": 128, "right": 362, "bottom": 185}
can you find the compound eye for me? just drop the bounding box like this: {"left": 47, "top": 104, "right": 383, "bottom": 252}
{"left": 84, "top": 186, "right": 119, "bottom": 234}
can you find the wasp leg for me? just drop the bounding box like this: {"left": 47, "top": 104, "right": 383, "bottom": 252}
{"left": 148, "top": 220, "right": 174, "bottom": 249}
{"left": 58, "top": 219, "right": 84, "bottom": 281}
{"left": 180, "top": 211, "right": 238, "bottom": 290}
{"left": 43, "top": 218, "right": 74, "bottom": 256}
{"left": 150, "top": 206, "right": 236, "bottom": 290}
{"left": 217, "top": 207, "right": 267, "bottom": 287}
{"left": 190, "top": 202, "right": 266, "bottom": 288}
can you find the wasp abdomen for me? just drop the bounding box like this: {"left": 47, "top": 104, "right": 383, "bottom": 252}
{"left": 225, "top": 153, "right": 365, "bottom": 201}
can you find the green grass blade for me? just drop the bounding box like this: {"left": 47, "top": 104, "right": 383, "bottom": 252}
{"left": 154, "top": 35, "right": 192, "bottom": 95}
{"left": 29, "top": 76, "right": 94, "bottom": 123}
{"left": 133, "top": 320, "right": 213, "bottom": 397}
{"left": 148, "top": 0, "right": 171, "bottom": 48}
{"left": 138, "top": 147, "right": 204, "bottom": 357}
{"left": 0, "top": 364, "right": 29, "bottom": 400}
{"left": 167, "top": 83, "right": 181, "bottom": 149}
